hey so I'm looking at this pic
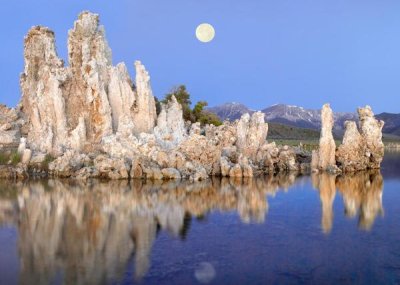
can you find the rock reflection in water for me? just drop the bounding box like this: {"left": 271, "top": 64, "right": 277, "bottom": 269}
{"left": 313, "top": 170, "right": 384, "bottom": 233}
{"left": 337, "top": 171, "right": 384, "bottom": 230}
{"left": 312, "top": 173, "right": 337, "bottom": 234}
{"left": 0, "top": 174, "right": 299, "bottom": 285}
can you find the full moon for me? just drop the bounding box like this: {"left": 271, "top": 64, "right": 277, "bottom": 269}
{"left": 196, "top": 23, "right": 215, "bottom": 43}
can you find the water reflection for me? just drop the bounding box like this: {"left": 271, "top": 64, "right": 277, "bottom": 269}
{"left": 0, "top": 174, "right": 299, "bottom": 285}
{"left": 337, "top": 171, "right": 384, "bottom": 230}
{"left": 0, "top": 171, "right": 385, "bottom": 284}
{"left": 312, "top": 173, "right": 336, "bottom": 234}
{"left": 313, "top": 170, "right": 384, "bottom": 233}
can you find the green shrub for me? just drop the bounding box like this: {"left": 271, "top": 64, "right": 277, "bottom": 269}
{"left": 162, "top": 85, "right": 222, "bottom": 126}
{"left": 0, "top": 150, "right": 21, "bottom": 165}
{"left": 163, "top": 85, "right": 194, "bottom": 122}
{"left": 10, "top": 151, "right": 21, "bottom": 165}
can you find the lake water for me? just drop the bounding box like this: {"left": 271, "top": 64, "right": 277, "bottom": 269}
{"left": 0, "top": 152, "right": 400, "bottom": 285}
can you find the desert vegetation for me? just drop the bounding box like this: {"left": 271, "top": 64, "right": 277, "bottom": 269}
{"left": 160, "top": 85, "right": 222, "bottom": 126}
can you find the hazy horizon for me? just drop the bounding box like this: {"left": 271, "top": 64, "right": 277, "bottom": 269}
{"left": 1, "top": 0, "right": 400, "bottom": 114}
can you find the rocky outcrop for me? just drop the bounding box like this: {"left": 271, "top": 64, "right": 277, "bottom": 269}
{"left": 20, "top": 26, "right": 69, "bottom": 155}
{"left": 357, "top": 106, "right": 385, "bottom": 168}
{"left": 161, "top": 168, "right": 181, "bottom": 180}
{"left": 312, "top": 104, "right": 337, "bottom": 172}
{"left": 236, "top": 112, "right": 268, "bottom": 160}
{"left": 0, "top": 105, "right": 23, "bottom": 148}
{"left": 48, "top": 150, "right": 91, "bottom": 177}
{"left": 133, "top": 61, "right": 158, "bottom": 133}
{"left": 312, "top": 104, "right": 384, "bottom": 173}
{"left": 336, "top": 106, "right": 384, "bottom": 172}
{"left": 335, "top": 121, "right": 367, "bottom": 172}
{"left": 20, "top": 12, "right": 158, "bottom": 155}
{"left": 154, "top": 96, "right": 187, "bottom": 149}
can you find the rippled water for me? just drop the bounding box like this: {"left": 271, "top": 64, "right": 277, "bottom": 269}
{"left": 0, "top": 152, "right": 400, "bottom": 285}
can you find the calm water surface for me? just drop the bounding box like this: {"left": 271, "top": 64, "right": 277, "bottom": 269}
{"left": 1, "top": 152, "right": 400, "bottom": 285}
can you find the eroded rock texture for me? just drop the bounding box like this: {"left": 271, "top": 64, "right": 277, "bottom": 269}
{"left": 336, "top": 106, "right": 384, "bottom": 172}
{"left": 236, "top": 112, "right": 269, "bottom": 160}
{"left": 312, "top": 104, "right": 384, "bottom": 173}
{"left": 20, "top": 12, "right": 157, "bottom": 155}
{"left": 0, "top": 105, "right": 23, "bottom": 148}
{"left": 154, "top": 96, "right": 186, "bottom": 149}
{"left": 313, "top": 104, "right": 337, "bottom": 172}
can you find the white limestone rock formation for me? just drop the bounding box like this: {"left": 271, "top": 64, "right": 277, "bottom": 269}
{"left": 20, "top": 11, "right": 158, "bottom": 155}
{"left": 312, "top": 104, "right": 338, "bottom": 173}
{"left": 357, "top": 106, "right": 385, "bottom": 169}
{"left": 277, "top": 145, "right": 298, "bottom": 172}
{"left": 161, "top": 168, "right": 182, "bottom": 180}
{"left": 19, "top": 26, "right": 67, "bottom": 154}
{"left": 21, "top": 149, "right": 32, "bottom": 165}
{"left": 66, "top": 12, "right": 113, "bottom": 143}
{"left": 94, "top": 155, "right": 130, "bottom": 180}
{"left": 0, "top": 105, "right": 22, "bottom": 148}
{"left": 254, "top": 140, "right": 301, "bottom": 174}
{"left": 229, "top": 164, "right": 243, "bottom": 178}
{"left": 0, "top": 130, "right": 20, "bottom": 147}
{"left": 130, "top": 158, "right": 144, "bottom": 179}
{"left": 69, "top": 117, "right": 87, "bottom": 151}
{"left": 236, "top": 112, "right": 268, "bottom": 160}
{"left": 213, "top": 112, "right": 270, "bottom": 177}
{"left": 133, "top": 61, "right": 158, "bottom": 133}
{"left": 178, "top": 132, "right": 223, "bottom": 175}
{"left": 336, "top": 121, "right": 366, "bottom": 172}
{"left": 220, "top": 156, "right": 232, "bottom": 177}
{"left": 48, "top": 150, "right": 91, "bottom": 177}
{"left": 312, "top": 104, "right": 385, "bottom": 173}
{"left": 154, "top": 96, "right": 187, "bottom": 149}
{"left": 256, "top": 142, "right": 279, "bottom": 171}
{"left": 0, "top": 105, "right": 20, "bottom": 131}
{"left": 336, "top": 106, "right": 384, "bottom": 172}
{"left": 311, "top": 150, "right": 319, "bottom": 172}
{"left": 239, "top": 154, "right": 253, "bottom": 177}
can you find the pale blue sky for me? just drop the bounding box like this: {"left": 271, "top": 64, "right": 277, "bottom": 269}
{"left": 1, "top": 0, "right": 400, "bottom": 113}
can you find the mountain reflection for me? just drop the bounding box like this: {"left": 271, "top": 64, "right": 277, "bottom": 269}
{"left": 313, "top": 170, "right": 384, "bottom": 233}
{"left": 0, "top": 171, "right": 384, "bottom": 284}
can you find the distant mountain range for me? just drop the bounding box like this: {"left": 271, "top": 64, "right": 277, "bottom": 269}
{"left": 376, "top": 113, "right": 400, "bottom": 136}
{"left": 207, "top": 103, "right": 400, "bottom": 136}
{"left": 207, "top": 102, "right": 254, "bottom": 121}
